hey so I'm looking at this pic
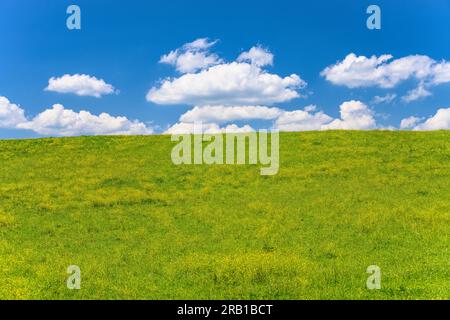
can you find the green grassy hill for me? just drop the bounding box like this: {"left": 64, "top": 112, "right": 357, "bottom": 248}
{"left": 0, "top": 131, "right": 449, "bottom": 299}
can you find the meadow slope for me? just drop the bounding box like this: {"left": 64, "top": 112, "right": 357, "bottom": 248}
{"left": 0, "top": 131, "right": 449, "bottom": 299}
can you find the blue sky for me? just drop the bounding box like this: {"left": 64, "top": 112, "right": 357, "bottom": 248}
{"left": 1, "top": 0, "right": 450, "bottom": 138}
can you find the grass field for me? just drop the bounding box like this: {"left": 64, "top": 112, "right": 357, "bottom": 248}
{"left": 0, "top": 131, "right": 449, "bottom": 299}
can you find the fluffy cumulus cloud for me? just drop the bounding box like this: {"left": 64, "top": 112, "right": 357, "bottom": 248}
{"left": 322, "top": 54, "right": 435, "bottom": 88}
{"left": 0, "top": 96, "right": 27, "bottom": 128}
{"left": 45, "top": 74, "right": 116, "bottom": 97}
{"left": 432, "top": 62, "right": 450, "bottom": 84}
{"left": 322, "top": 101, "right": 377, "bottom": 130}
{"left": 17, "top": 104, "right": 152, "bottom": 136}
{"left": 1, "top": 96, "right": 152, "bottom": 136}
{"left": 237, "top": 46, "right": 274, "bottom": 67}
{"left": 171, "top": 104, "right": 450, "bottom": 133}
{"left": 400, "top": 116, "right": 423, "bottom": 129}
{"left": 159, "top": 38, "right": 222, "bottom": 74}
{"left": 321, "top": 53, "right": 450, "bottom": 102}
{"left": 165, "top": 122, "right": 254, "bottom": 134}
{"left": 148, "top": 62, "right": 304, "bottom": 106}
{"left": 274, "top": 106, "right": 333, "bottom": 131}
{"left": 168, "top": 100, "right": 378, "bottom": 133}
{"left": 410, "top": 108, "right": 450, "bottom": 130}
{"left": 166, "top": 104, "right": 279, "bottom": 133}
{"left": 179, "top": 105, "right": 283, "bottom": 123}
{"left": 274, "top": 101, "right": 377, "bottom": 131}
{"left": 148, "top": 39, "right": 306, "bottom": 106}
{"left": 275, "top": 100, "right": 377, "bottom": 131}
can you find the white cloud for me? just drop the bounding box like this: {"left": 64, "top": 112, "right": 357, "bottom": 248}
{"left": 147, "top": 62, "right": 305, "bottom": 106}
{"left": 321, "top": 53, "right": 439, "bottom": 88}
{"left": 184, "top": 38, "right": 217, "bottom": 50}
{"left": 400, "top": 116, "right": 423, "bottom": 129}
{"left": 274, "top": 101, "right": 377, "bottom": 131}
{"left": 412, "top": 108, "right": 450, "bottom": 130}
{"left": 237, "top": 46, "right": 274, "bottom": 67}
{"left": 170, "top": 100, "right": 378, "bottom": 133}
{"left": 159, "top": 38, "right": 222, "bottom": 74}
{"left": 149, "top": 40, "right": 306, "bottom": 106}
{"left": 45, "top": 74, "right": 116, "bottom": 97}
{"left": 322, "top": 101, "right": 377, "bottom": 130}
{"left": 164, "top": 122, "right": 254, "bottom": 134}
{"left": 174, "top": 52, "right": 221, "bottom": 74}
{"left": 179, "top": 105, "right": 283, "bottom": 123}
{"left": 431, "top": 61, "right": 450, "bottom": 85}
{"left": 17, "top": 104, "right": 152, "bottom": 136}
{"left": 171, "top": 104, "right": 450, "bottom": 133}
{"left": 321, "top": 53, "right": 450, "bottom": 103}
{"left": 159, "top": 50, "right": 178, "bottom": 65}
{"left": 0, "top": 96, "right": 27, "bottom": 128}
{"left": 274, "top": 107, "right": 333, "bottom": 131}
{"left": 0, "top": 97, "right": 153, "bottom": 136}
{"left": 171, "top": 101, "right": 377, "bottom": 133}
{"left": 402, "top": 82, "right": 432, "bottom": 102}
{"left": 304, "top": 105, "right": 317, "bottom": 112}
{"left": 166, "top": 105, "right": 275, "bottom": 134}
{"left": 164, "top": 122, "right": 215, "bottom": 134}
{"left": 220, "top": 124, "right": 255, "bottom": 133}
{"left": 372, "top": 93, "right": 397, "bottom": 104}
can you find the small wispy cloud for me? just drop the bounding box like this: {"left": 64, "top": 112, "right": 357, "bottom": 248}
{"left": 372, "top": 93, "right": 397, "bottom": 104}
{"left": 401, "top": 82, "right": 432, "bottom": 103}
